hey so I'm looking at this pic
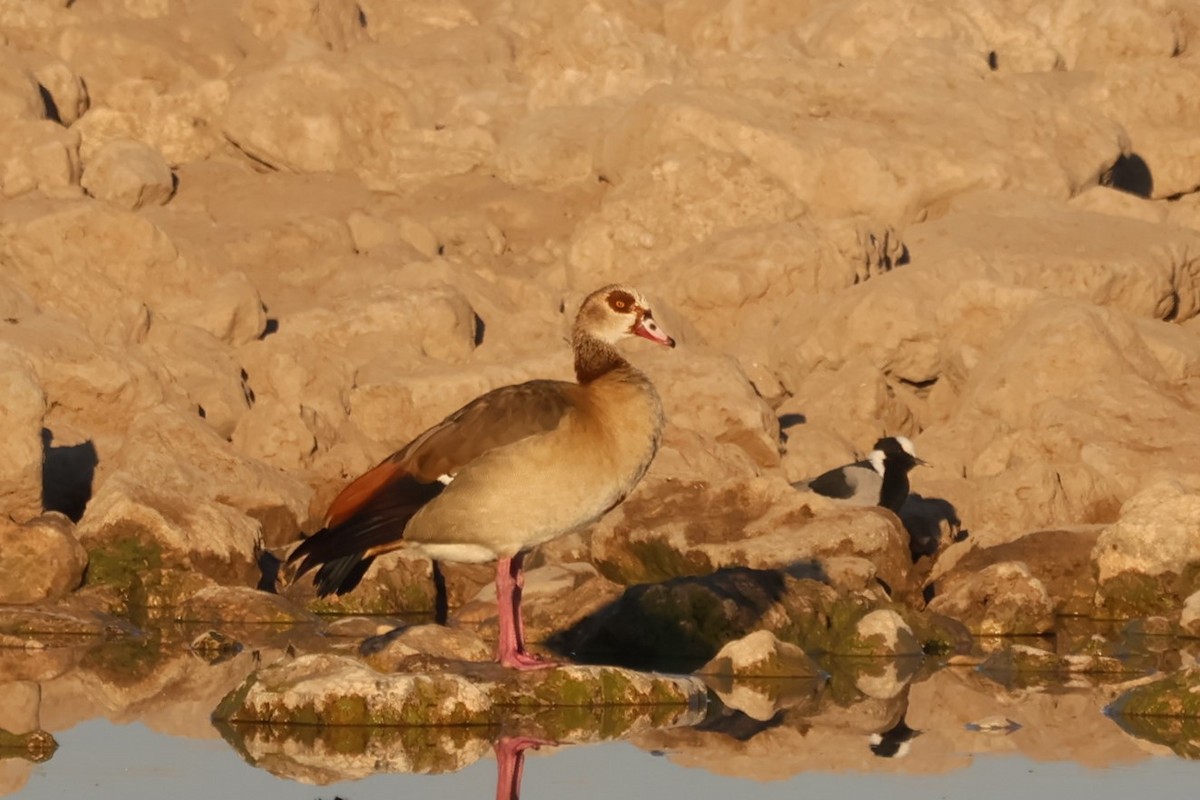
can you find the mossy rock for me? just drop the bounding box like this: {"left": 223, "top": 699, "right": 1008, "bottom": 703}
{"left": 1098, "top": 566, "right": 1200, "bottom": 619}
{"left": 214, "top": 654, "right": 707, "bottom": 731}
{"left": 0, "top": 728, "right": 57, "bottom": 762}
{"left": 1107, "top": 668, "right": 1200, "bottom": 719}
{"left": 980, "top": 643, "right": 1152, "bottom": 688}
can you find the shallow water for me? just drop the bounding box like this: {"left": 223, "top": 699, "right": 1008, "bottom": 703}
{"left": 4, "top": 622, "right": 1200, "bottom": 799}
{"left": 9, "top": 714, "right": 1200, "bottom": 800}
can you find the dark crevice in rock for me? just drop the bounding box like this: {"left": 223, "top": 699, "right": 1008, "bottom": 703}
{"left": 41, "top": 428, "right": 97, "bottom": 523}
{"left": 1101, "top": 152, "right": 1154, "bottom": 198}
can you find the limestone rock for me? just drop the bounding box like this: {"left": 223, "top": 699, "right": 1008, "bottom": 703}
{"left": 590, "top": 477, "right": 912, "bottom": 598}
{"left": 840, "top": 609, "right": 922, "bottom": 657}
{"left": 214, "top": 652, "right": 708, "bottom": 726}
{"left": 0, "top": 514, "right": 87, "bottom": 604}
{"left": 1093, "top": 482, "right": 1200, "bottom": 617}
{"left": 0, "top": 343, "right": 44, "bottom": 521}
{"left": 0, "top": 121, "right": 81, "bottom": 199}
{"left": 929, "top": 529, "right": 1102, "bottom": 616}
{"left": 926, "top": 562, "right": 1055, "bottom": 636}
{"left": 81, "top": 138, "right": 175, "bottom": 210}
{"left": 77, "top": 406, "right": 312, "bottom": 592}
{"left": 360, "top": 624, "right": 493, "bottom": 672}
{"left": 696, "top": 630, "right": 822, "bottom": 678}
{"left": 175, "top": 585, "right": 317, "bottom": 625}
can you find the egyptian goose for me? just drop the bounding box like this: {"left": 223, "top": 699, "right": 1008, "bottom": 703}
{"left": 289, "top": 284, "right": 675, "bottom": 669}
{"left": 793, "top": 436, "right": 926, "bottom": 513}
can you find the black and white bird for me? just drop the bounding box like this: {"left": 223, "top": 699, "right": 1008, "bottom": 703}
{"left": 793, "top": 436, "right": 926, "bottom": 513}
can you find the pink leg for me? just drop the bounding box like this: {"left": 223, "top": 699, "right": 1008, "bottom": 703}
{"left": 494, "top": 736, "right": 555, "bottom": 800}
{"left": 494, "top": 553, "right": 556, "bottom": 670}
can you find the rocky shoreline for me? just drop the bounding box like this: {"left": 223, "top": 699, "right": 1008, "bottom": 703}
{"left": 3, "top": 0, "right": 1200, "bottom": 787}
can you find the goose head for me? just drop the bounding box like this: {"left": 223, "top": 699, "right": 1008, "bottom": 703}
{"left": 575, "top": 284, "right": 676, "bottom": 348}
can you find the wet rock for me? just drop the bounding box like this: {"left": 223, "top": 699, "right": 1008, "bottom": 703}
{"left": 0, "top": 514, "right": 87, "bottom": 604}
{"left": 590, "top": 478, "right": 912, "bottom": 596}
{"left": 214, "top": 653, "right": 708, "bottom": 728}
{"left": 80, "top": 138, "right": 174, "bottom": 210}
{"left": 175, "top": 586, "right": 317, "bottom": 625}
{"left": 696, "top": 630, "right": 822, "bottom": 678}
{"left": 0, "top": 728, "right": 56, "bottom": 761}
{"left": 456, "top": 562, "right": 624, "bottom": 648}
{"left": 926, "top": 562, "right": 1055, "bottom": 636}
{"left": 1093, "top": 482, "right": 1200, "bottom": 617}
{"left": 554, "top": 568, "right": 872, "bottom": 671}
{"left": 188, "top": 629, "right": 243, "bottom": 662}
{"left": 0, "top": 343, "right": 44, "bottom": 521}
{"left": 978, "top": 644, "right": 1148, "bottom": 688}
{"left": 359, "top": 624, "right": 493, "bottom": 672}
{"left": 1180, "top": 591, "right": 1200, "bottom": 637}
{"left": 78, "top": 406, "right": 312, "bottom": 597}
{"left": 281, "top": 550, "right": 441, "bottom": 616}
{"left": 839, "top": 609, "right": 922, "bottom": 658}
{"left": 1107, "top": 668, "right": 1200, "bottom": 758}
{"left": 929, "top": 528, "right": 1102, "bottom": 616}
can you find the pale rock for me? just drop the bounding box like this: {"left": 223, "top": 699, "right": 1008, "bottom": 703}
{"left": 843, "top": 609, "right": 921, "bottom": 657}
{"left": 590, "top": 477, "right": 913, "bottom": 596}
{"left": 356, "top": 0, "right": 477, "bottom": 45}
{"left": 286, "top": 282, "right": 476, "bottom": 372}
{"left": 495, "top": 105, "right": 605, "bottom": 189}
{"left": 0, "top": 343, "right": 44, "bottom": 521}
{"left": 345, "top": 211, "right": 435, "bottom": 260}
{"left": 77, "top": 406, "right": 313, "bottom": 585}
{"left": 0, "top": 197, "right": 184, "bottom": 344}
{"left": 231, "top": 401, "right": 317, "bottom": 471}
{"left": 73, "top": 80, "right": 232, "bottom": 166}
{"left": 929, "top": 529, "right": 1102, "bottom": 616}
{"left": 1092, "top": 482, "right": 1200, "bottom": 615}
{"left": 360, "top": 624, "right": 493, "bottom": 671}
{"left": 350, "top": 356, "right": 557, "bottom": 451}
{"left": 81, "top": 138, "right": 175, "bottom": 210}
{"left": 907, "top": 193, "right": 1200, "bottom": 322}
{"left": 918, "top": 297, "right": 1200, "bottom": 541}
{"left": 25, "top": 54, "right": 88, "bottom": 125}
{"left": 222, "top": 47, "right": 499, "bottom": 190}
{"left": 175, "top": 585, "right": 317, "bottom": 624}
{"left": 510, "top": 1, "right": 681, "bottom": 110}
{"left": 647, "top": 346, "right": 781, "bottom": 467}
{"left": 0, "top": 121, "right": 81, "bottom": 199}
{"left": 139, "top": 321, "right": 251, "bottom": 438}
{"left": 1075, "top": 1, "right": 1184, "bottom": 65}
{"left": 1180, "top": 590, "right": 1200, "bottom": 636}
{"left": 1082, "top": 59, "right": 1200, "bottom": 199}
{"left": 0, "top": 312, "right": 165, "bottom": 470}
{"left": 0, "top": 47, "right": 44, "bottom": 121}
{"left": 926, "top": 561, "right": 1055, "bottom": 635}
{"left": 0, "top": 514, "right": 87, "bottom": 604}
{"left": 696, "top": 630, "right": 821, "bottom": 677}
{"left": 235, "top": 331, "right": 353, "bottom": 442}
{"left": 238, "top": 0, "right": 367, "bottom": 50}
{"left": 456, "top": 562, "right": 624, "bottom": 645}
{"left": 1068, "top": 185, "right": 1167, "bottom": 224}
{"left": 0, "top": 681, "right": 39, "bottom": 733}
{"left": 158, "top": 271, "right": 266, "bottom": 346}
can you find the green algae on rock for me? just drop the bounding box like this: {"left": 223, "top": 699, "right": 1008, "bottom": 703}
{"left": 0, "top": 727, "right": 57, "bottom": 762}
{"left": 214, "top": 653, "right": 708, "bottom": 730}
{"left": 1107, "top": 668, "right": 1200, "bottom": 757}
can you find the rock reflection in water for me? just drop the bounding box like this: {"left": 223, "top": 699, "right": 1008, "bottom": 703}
{"left": 216, "top": 701, "right": 704, "bottom": 796}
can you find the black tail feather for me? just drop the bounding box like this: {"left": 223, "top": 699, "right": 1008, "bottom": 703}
{"left": 287, "top": 474, "right": 444, "bottom": 597}
{"left": 313, "top": 554, "right": 376, "bottom": 597}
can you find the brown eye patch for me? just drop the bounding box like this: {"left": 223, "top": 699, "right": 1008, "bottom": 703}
{"left": 606, "top": 289, "right": 637, "bottom": 313}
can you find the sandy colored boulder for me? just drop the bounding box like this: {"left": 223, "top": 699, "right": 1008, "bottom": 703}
{"left": 81, "top": 137, "right": 175, "bottom": 210}
{"left": 175, "top": 585, "right": 317, "bottom": 625}
{"left": 840, "top": 609, "right": 922, "bottom": 657}
{"left": 926, "top": 562, "right": 1055, "bottom": 636}
{"left": 77, "top": 406, "right": 312, "bottom": 590}
{"left": 0, "top": 120, "right": 81, "bottom": 199}
{"left": 697, "top": 630, "right": 822, "bottom": 678}
{"left": 1093, "top": 482, "right": 1200, "bottom": 616}
{"left": 0, "top": 514, "right": 87, "bottom": 604}
{"left": 0, "top": 342, "right": 44, "bottom": 522}
{"left": 360, "top": 624, "right": 493, "bottom": 671}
